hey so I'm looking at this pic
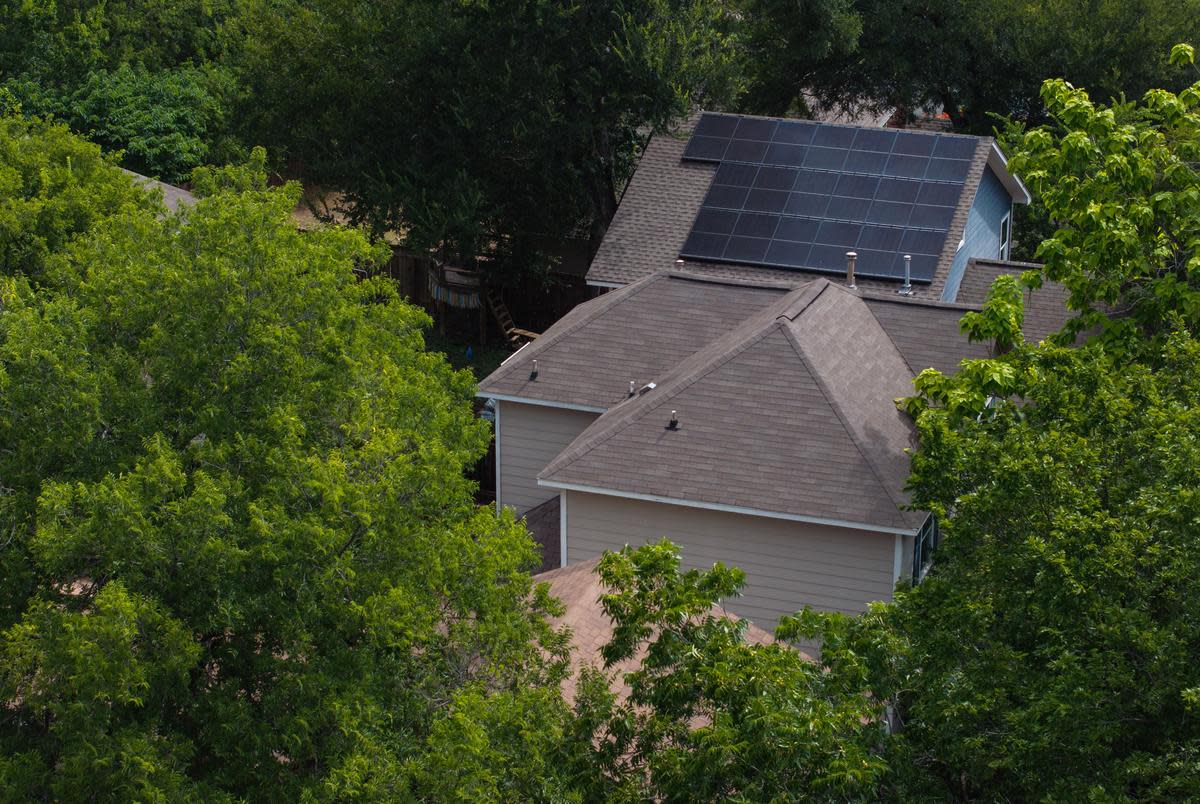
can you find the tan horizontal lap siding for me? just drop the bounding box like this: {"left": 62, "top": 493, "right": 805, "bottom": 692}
{"left": 498, "top": 401, "right": 599, "bottom": 514}
{"left": 565, "top": 491, "right": 899, "bottom": 631}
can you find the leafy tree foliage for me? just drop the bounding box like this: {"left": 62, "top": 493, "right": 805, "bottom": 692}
{"left": 0, "top": 0, "right": 244, "bottom": 181}
{"left": 1006, "top": 45, "right": 1200, "bottom": 344}
{"left": 238, "top": 0, "right": 740, "bottom": 272}
{"left": 0, "top": 115, "right": 157, "bottom": 282}
{"left": 732, "top": 0, "right": 861, "bottom": 117}
{"left": 582, "top": 542, "right": 889, "bottom": 801}
{"left": 871, "top": 69, "right": 1200, "bottom": 796}
{"left": 0, "top": 118, "right": 565, "bottom": 798}
{"left": 805, "top": 0, "right": 1200, "bottom": 132}
{"left": 883, "top": 304, "right": 1200, "bottom": 799}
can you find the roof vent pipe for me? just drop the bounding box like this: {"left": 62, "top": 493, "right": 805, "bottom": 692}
{"left": 845, "top": 251, "right": 857, "bottom": 290}
{"left": 898, "top": 254, "right": 914, "bottom": 296}
{"left": 628, "top": 380, "right": 636, "bottom": 398}
{"left": 529, "top": 359, "right": 538, "bottom": 381}
{"left": 667, "top": 410, "right": 679, "bottom": 431}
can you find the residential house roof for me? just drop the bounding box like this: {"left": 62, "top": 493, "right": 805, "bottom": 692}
{"left": 478, "top": 270, "right": 1010, "bottom": 412}
{"left": 588, "top": 112, "right": 1027, "bottom": 297}
{"left": 477, "top": 272, "right": 791, "bottom": 410}
{"left": 958, "top": 258, "right": 1078, "bottom": 344}
{"left": 539, "top": 280, "right": 926, "bottom": 532}
{"left": 536, "top": 557, "right": 778, "bottom": 702}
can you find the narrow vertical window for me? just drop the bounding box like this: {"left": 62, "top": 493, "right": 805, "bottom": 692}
{"left": 999, "top": 211, "right": 1012, "bottom": 260}
{"left": 912, "top": 515, "right": 940, "bottom": 582}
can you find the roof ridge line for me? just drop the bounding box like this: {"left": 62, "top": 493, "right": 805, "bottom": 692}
{"left": 779, "top": 280, "right": 831, "bottom": 321}
{"left": 697, "top": 110, "right": 984, "bottom": 140}
{"left": 779, "top": 307, "right": 911, "bottom": 528}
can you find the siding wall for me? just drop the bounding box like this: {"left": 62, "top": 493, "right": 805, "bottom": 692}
{"left": 565, "top": 490, "right": 902, "bottom": 631}
{"left": 942, "top": 166, "right": 1013, "bottom": 301}
{"left": 497, "top": 401, "right": 599, "bottom": 514}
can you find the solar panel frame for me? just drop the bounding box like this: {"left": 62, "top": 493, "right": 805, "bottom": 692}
{"left": 694, "top": 113, "right": 739, "bottom": 138}
{"left": 682, "top": 135, "right": 729, "bottom": 162}
{"left": 771, "top": 120, "right": 818, "bottom": 145}
{"left": 679, "top": 112, "right": 982, "bottom": 283}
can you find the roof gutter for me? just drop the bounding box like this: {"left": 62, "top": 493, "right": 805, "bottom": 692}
{"left": 539, "top": 479, "right": 920, "bottom": 536}
{"left": 477, "top": 392, "right": 608, "bottom": 414}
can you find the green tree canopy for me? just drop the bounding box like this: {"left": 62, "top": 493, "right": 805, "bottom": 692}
{"left": 879, "top": 321, "right": 1200, "bottom": 799}
{"left": 861, "top": 61, "right": 1200, "bottom": 798}
{"left": 237, "top": 0, "right": 740, "bottom": 273}
{"left": 1005, "top": 46, "right": 1200, "bottom": 344}
{"left": 0, "top": 0, "right": 245, "bottom": 181}
{"left": 0, "top": 117, "right": 564, "bottom": 799}
{"left": 801, "top": 0, "right": 1199, "bottom": 133}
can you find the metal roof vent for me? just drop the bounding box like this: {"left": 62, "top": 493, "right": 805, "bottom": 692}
{"left": 667, "top": 410, "right": 679, "bottom": 430}
{"left": 898, "top": 255, "right": 914, "bottom": 296}
{"left": 529, "top": 359, "right": 538, "bottom": 380}
{"left": 628, "top": 380, "right": 636, "bottom": 398}
{"left": 845, "top": 251, "right": 857, "bottom": 290}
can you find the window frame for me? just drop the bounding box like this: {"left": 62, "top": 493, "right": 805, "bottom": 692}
{"left": 912, "top": 515, "right": 940, "bottom": 582}
{"left": 998, "top": 209, "right": 1012, "bottom": 260}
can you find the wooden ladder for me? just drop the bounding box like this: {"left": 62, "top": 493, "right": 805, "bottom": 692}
{"left": 485, "top": 288, "right": 540, "bottom": 349}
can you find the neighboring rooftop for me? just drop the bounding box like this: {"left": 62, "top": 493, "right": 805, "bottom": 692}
{"left": 539, "top": 279, "right": 925, "bottom": 532}
{"left": 123, "top": 169, "right": 195, "bottom": 213}
{"left": 958, "top": 258, "right": 1078, "bottom": 344}
{"left": 536, "top": 557, "right": 778, "bottom": 702}
{"left": 588, "top": 111, "right": 1028, "bottom": 297}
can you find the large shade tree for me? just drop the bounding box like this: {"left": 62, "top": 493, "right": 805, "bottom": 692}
{"left": 799, "top": 0, "right": 1200, "bottom": 133}
{"left": 236, "top": 0, "right": 741, "bottom": 274}
{"left": 860, "top": 57, "right": 1200, "bottom": 798}
{"left": 0, "top": 0, "right": 245, "bottom": 181}
{"left": 0, "top": 117, "right": 565, "bottom": 799}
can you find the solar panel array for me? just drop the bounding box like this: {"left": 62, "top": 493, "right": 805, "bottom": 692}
{"left": 680, "top": 113, "right": 980, "bottom": 283}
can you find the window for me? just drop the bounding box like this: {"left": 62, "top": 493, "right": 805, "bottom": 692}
{"left": 998, "top": 210, "right": 1011, "bottom": 260}
{"left": 912, "top": 515, "right": 940, "bottom": 582}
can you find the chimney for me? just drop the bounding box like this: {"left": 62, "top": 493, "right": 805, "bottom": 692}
{"left": 845, "top": 251, "right": 857, "bottom": 289}
{"left": 898, "top": 254, "right": 913, "bottom": 296}
{"left": 529, "top": 359, "right": 538, "bottom": 381}
{"left": 667, "top": 410, "right": 679, "bottom": 430}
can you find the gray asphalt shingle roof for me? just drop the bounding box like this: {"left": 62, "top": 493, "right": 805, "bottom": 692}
{"left": 479, "top": 270, "right": 1010, "bottom": 410}
{"left": 540, "top": 280, "right": 925, "bottom": 531}
{"left": 122, "top": 169, "right": 195, "bottom": 213}
{"left": 957, "top": 258, "right": 1080, "bottom": 344}
{"left": 477, "top": 272, "right": 791, "bottom": 409}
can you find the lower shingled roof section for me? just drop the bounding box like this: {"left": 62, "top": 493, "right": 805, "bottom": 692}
{"left": 535, "top": 556, "right": 781, "bottom": 703}
{"left": 477, "top": 271, "right": 792, "bottom": 409}
{"left": 540, "top": 279, "right": 925, "bottom": 532}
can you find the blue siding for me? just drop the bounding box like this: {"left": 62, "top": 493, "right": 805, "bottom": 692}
{"left": 941, "top": 166, "right": 1012, "bottom": 301}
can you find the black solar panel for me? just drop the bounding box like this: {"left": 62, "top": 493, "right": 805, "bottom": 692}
{"left": 679, "top": 112, "right": 981, "bottom": 283}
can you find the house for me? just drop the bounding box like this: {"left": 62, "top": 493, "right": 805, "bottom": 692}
{"left": 480, "top": 112, "right": 1070, "bottom": 631}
